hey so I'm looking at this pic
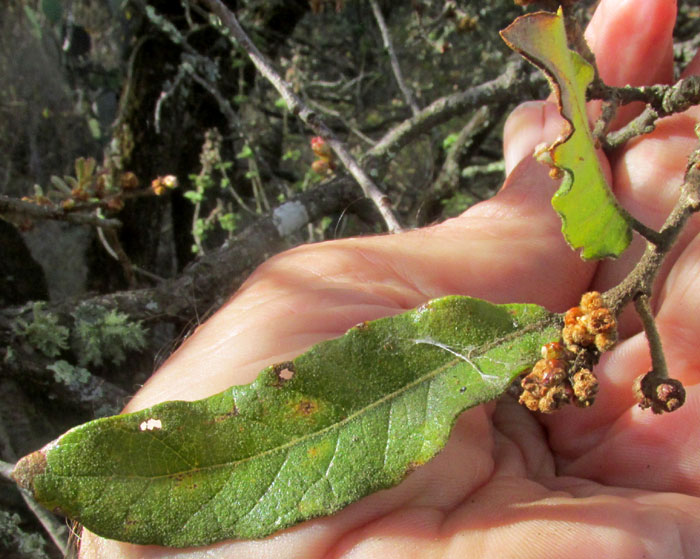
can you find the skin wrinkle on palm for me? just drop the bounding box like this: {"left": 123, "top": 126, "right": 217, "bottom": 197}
{"left": 77, "top": 0, "right": 700, "bottom": 557}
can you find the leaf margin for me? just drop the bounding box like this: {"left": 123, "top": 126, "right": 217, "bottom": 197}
{"left": 500, "top": 8, "right": 632, "bottom": 260}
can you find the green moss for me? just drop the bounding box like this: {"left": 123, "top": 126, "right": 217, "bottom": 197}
{"left": 13, "top": 302, "right": 69, "bottom": 358}
{"left": 71, "top": 304, "right": 147, "bottom": 367}
{"left": 0, "top": 510, "right": 50, "bottom": 559}
{"left": 47, "top": 360, "right": 91, "bottom": 388}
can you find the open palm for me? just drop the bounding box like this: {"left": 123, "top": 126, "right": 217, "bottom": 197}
{"left": 80, "top": 1, "right": 700, "bottom": 557}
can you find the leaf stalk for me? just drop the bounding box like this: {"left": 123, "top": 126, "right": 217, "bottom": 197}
{"left": 634, "top": 294, "right": 668, "bottom": 379}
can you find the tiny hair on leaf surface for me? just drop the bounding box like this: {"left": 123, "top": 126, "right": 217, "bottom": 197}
{"left": 500, "top": 9, "right": 632, "bottom": 260}
{"left": 12, "top": 296, "right": 560, "bottom": 547}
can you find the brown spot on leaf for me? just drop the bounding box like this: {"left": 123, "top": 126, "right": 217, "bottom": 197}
{"left": 296, "top": 400, "right": 318, "bottom": 416}
{"left": 271, "top": 362, "right": 296, "bottom": 386}
{"left": 11, "top": 449, "right": 47, "bottom": 492}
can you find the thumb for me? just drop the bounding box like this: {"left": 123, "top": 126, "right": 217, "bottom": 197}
{"left": 126, "top": 99, "right": 594, "bottom": 410}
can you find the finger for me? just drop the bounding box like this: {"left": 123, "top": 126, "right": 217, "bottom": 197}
{"left": 438, "top": 479, "right": 700, "bottom": 559}
{"left": 542, "top": 242, "right": 700, "bottom": 479}
{"left": 657, "top": 232, "right": 700, "bottom": 387}
{"left": 558, "top": 380, "right": 700, "bottom": 496}
{"left": 585, "top": 0, "right": 676, "bottom": 128}
{"left": 544, "top": 230, "right": 700, "bottom": 489}
{"left": 503, "top": 100, "right": 563, "bottom": 175}
{"left": 540, "top": 323, "right": 700, "bottom": 497}
{"left": 81, "top": 480, "right": 700, "bottom": 559}
{"left": 588, "top": 113, "right": 699, "bottom": 324}
{"left": 590, "top": 62, "right": 700, "bottom": 314}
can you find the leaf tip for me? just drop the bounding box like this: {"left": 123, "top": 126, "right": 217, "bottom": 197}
{"left": 11, "top": 448, "right": 48, "bottom": 493}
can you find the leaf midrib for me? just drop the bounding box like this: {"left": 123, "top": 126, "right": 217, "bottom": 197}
{"left": 52, "top": 323, "right": 544, "bottom": 483}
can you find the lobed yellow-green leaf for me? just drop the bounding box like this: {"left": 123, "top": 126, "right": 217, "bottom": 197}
{"left": 501, "top": 9, "right": 631, "bottom": 260}
{"left": 13, "top": 296, "right": 560, "bottom": 547}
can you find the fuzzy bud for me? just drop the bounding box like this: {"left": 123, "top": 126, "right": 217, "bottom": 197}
{"left": 151, "top": 175, "right": 178, "bottom": 196}
{"left": 594, "top": 331, "right": 617, "bottom": 353}
{"left": 634, "top": 373, "right": 686, "bottom": 414}
{"left": 571, "top": 369, "right": 598, "bottom": 407}
{"left": 120, "top": 171, "right": 139, "bottom": 190}
{"left": 311, "top": 159, "right": 331, "bottom": 175}
{"left": 541, "top": 341, "right": 568, "bottom": 361}
{"left": 563, "top": 293, "right": 617, "bottom": 354}
{"left": 539, "top": 383, "right": 574, "bottom": 413}
{"left": 562, "top": 323, "right": 595, "bottom": 352}
{"left": 582, "top": 308, "right": 616, "bottom": 335}
{"left": 519, "top": 358, "right": 572, "bottom": 413}
{"left": 579, "top": 291, "right": 605, "bottom": 313}
{"left": 519, "top": 389, "right": 540, "bottom": 412}
{"left": 564, "top": 306, "right": 584, "bottom": 326}
{"left": 311, "top": 136, "right": 332, "bottom": 159}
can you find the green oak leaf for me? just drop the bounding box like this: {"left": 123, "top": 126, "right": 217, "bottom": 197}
{"left": 500, "top": 9, "right": 632, "bottom": 260}
{"left": 13, "top": 296, "right": 560, "bottom": 547}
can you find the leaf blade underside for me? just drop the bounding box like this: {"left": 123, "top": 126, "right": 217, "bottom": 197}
{"left": 14, "top": 296, "right": 559, "bottom": 547}
{"left": 500, "top": 9, "right": 631, "bottom": 260}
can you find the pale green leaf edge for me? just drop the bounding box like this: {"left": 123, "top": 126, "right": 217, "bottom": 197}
{"left": 500, "top": 10, "right": 632, "bottom": 260}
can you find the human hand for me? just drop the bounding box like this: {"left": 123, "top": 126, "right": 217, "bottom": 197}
{"left": 80, "top": 0, "right": 700, "bottom": 556}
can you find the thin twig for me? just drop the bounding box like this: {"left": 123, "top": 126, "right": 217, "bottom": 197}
{"left": 634, "top": 294, "right": 668, "bottom": 379}
{"left": 430, "top": 106, "right": 491, "bottom": 198}
{"left": 617, "top": 206, "right": 665, "bottom": 246}
{"left": 305, "top": 98, "right": 377, "bottom": 146}
{"left": 154, "top": 64, "right": 189, "bottom": 134}
{"left": 1, "top": 417, "right": 69, "bottom": 556}
{"left": 592, "top": 99, "right": 618, "bottom": 146}
{"left": 460, "top": 160, "right": 505, "bottom": 180}
{"left": 0, "top": 459, "right": 14, "bottom": 481}
{"left": 590, "top": 75, "right": 700, "bottom": 114}
{"left": 364, "top": 58, "right": 535, "bottom": 175}
{"left": 198, "top": 0, "right": 404, "bottom": 233}
{"left": 590, "top": 75, "right": 700, "bottom": 148}
{"left": 0, "top": 195, "right": 122, "bottom": 229}
{"left": 19, "top": 489, "right": 70, "bottom": 556}
{"left": 604, "top": 143, "right": 700, "bottom": 314}
{"left": 604, "top": 106, "right": 659, "bottom": 149}
{"left": 369, "top": 0, "right": 419, "bottom": 116}
{"left": 98, "top": 227, "right": 135, "bottom": 287}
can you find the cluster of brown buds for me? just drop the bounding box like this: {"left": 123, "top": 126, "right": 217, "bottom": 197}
{"left": 310, "top": 136, "right": 336, "bottom": 175}
{"left": 519, "top": 342, "right": 599, "bottom": 413}
{"left": 562, "top": 291, "right": 617, "bottom": 353}
{"left": 519, "top": 292, "right": 617, "bottom": 414}
{"left": 151, "top": 174, "right": 178, "bottom": 196}
{"left": 21, "top": 157, "right": 140, "bottom": 214}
